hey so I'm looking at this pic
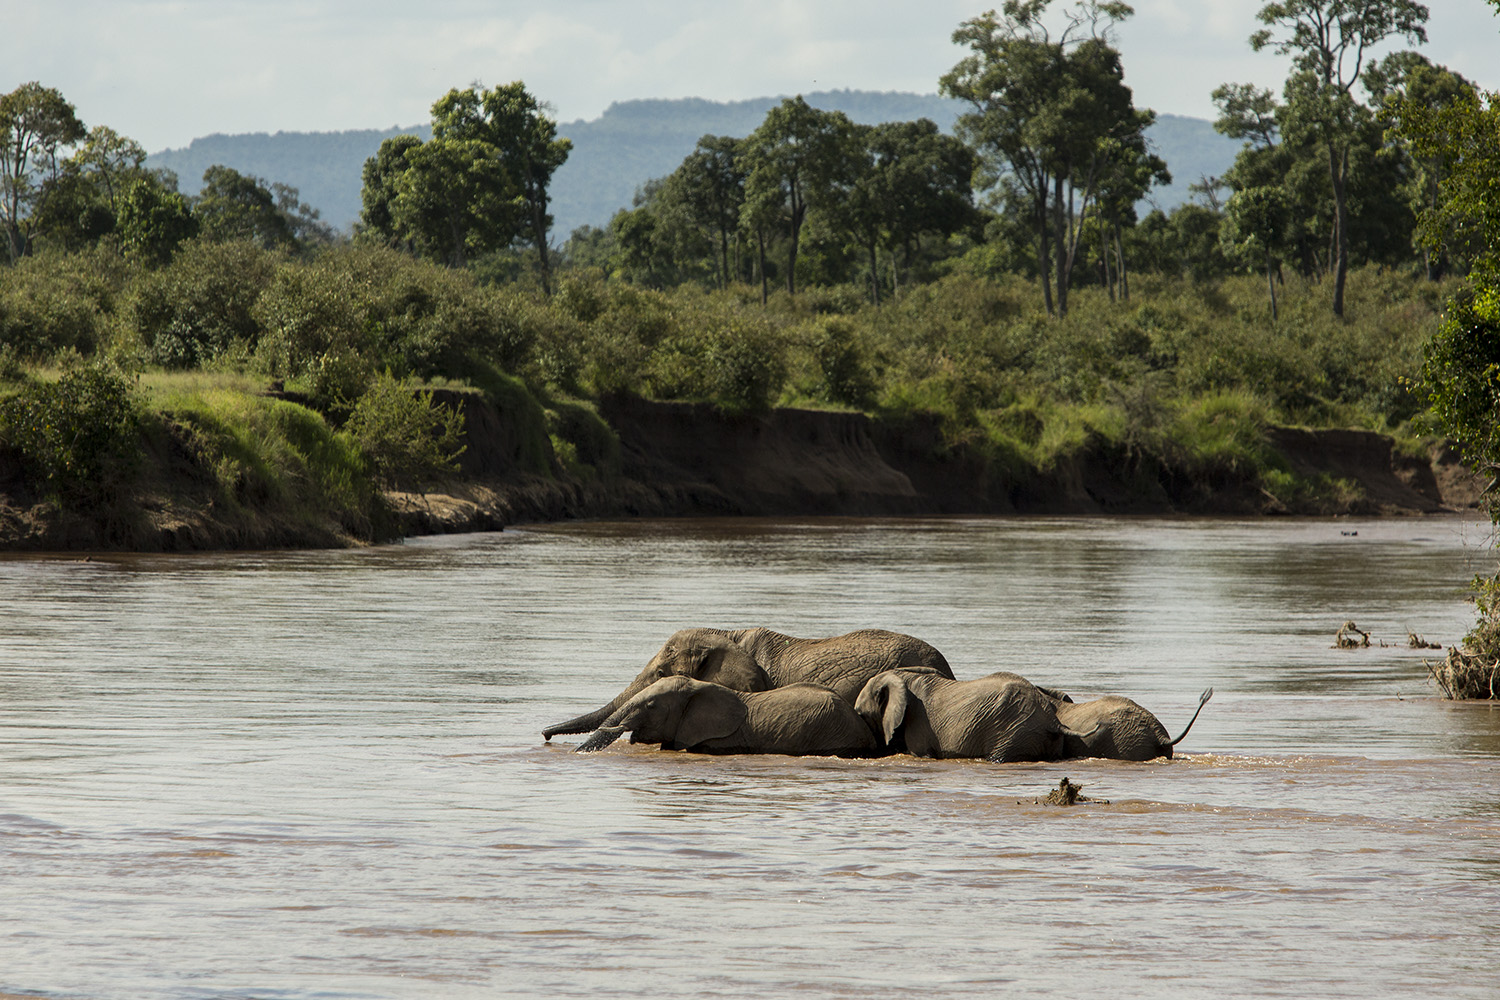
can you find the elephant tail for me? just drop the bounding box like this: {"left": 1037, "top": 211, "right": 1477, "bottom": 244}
{"left": 1167, "top": 688, "right": 1215, "bottom": 748}
{"left": 575, "top": 726, "right": 628, "bottom": 753}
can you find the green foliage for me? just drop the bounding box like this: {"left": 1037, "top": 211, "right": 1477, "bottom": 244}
{"left": 807, "top": 316, "right": 877, "bottom": 409}
{"left": 1419, "top": 283, "right": 1500, "bottom": 477}
{"left": 117, "top": 175, "right": 198, "bottom": 265}
{"left": 0, "top": 360, "right": 140, "bottom": 505}
{"left": 193, "top": 165, "right": 297, "bottom": 251}
{"left": 360, "top": 82, "right": 570, "bottom": 288}
{"left": 0, "top": 241, "right": 131, "bottom": 357}
{"left": 128, "top": 237, "right": 278, "bottom": 368}
{"left": 158, "top": 383, "right": 387, "bottom": 539}
{"left": 342, "top": 371, "right": 467, "bottom": 489}
{"left": 254, "top": 243, "right": 532, "bottom": 383}
{"left": 1, "top": 82, "right": 87, "bottom": 263}
{"left": 545, "top": 398, "right": 620, "bottom": 479}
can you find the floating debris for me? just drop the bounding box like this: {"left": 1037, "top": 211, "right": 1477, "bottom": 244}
{"left": 1407, "top": 631, "right": 1443, "bottom": 650}
{"left": 1428, "top": 647, "right": 1500, "bottom": 700}
{"left": 1335, "top": 621, "right": 1371, "bottom": 649}
{"left": 1038, "top": 777, "right": 1108, "bottom": 807}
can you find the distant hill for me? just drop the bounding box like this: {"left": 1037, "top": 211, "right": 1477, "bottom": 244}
{"left": 145, "top": 91, "right": 1241, "bottom": 238}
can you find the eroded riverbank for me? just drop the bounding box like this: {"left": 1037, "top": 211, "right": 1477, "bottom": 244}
{"left": 0, "top": 389, "right": 1486, "bottom": 552}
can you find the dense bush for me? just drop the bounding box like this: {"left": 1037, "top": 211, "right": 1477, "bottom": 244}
{"left": 128, "top": 238, "right": 278, "bottom": 368}
{"left": 342, "top": 371, "right": 467, "bottom": 489}
{"left": 0, "top": 361, "right": 141, "bottom": 505}
{"left": 0, "top": 243, "right": 132, "bottom": 358}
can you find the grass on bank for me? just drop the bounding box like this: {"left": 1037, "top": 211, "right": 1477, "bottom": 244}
{"left": 0, "top": 242, "right": 1460, "bottom": 525}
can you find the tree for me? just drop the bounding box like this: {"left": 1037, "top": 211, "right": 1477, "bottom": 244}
{"left": 740, "top": 97, "right": 859, "bottom": 297}
{"left": 0, "top": 82, "right": 86, "bottom": 262}
{"left": 430, "top": 83, "right": 572, "bottom": 293}
{"left": 1368, "top": 51, "right": 1479, "bottom": 278}
{"left": 941, "top": 1, "right": 1154, "bottom": 317}
{"left": 361, "top": 133, "right": 423, "bottom": 249}
{"left": 1221, "top": 185, "right": 1292, "bottom": 318}
{"left": 194, "top": 165, "right": 297, "bottom": 250}
{"left": 667, "top": 135, "right": 746, "bottom": 289}
{"left": 1249, "top": 0, "right": 1429, "bottom": 317}
{"left": 360, "top": 83, "right": 570, "bottom": 290}
{"left": 117, "top": 174, "right": 198, "bottom": 264}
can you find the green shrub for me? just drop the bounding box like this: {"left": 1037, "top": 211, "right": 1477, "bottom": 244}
{"left": 545, "top": 399, "right": 620, "bottom": 479}
{"left": 128, "top": 238, "right": 277, "bottom": 368}
{"left": 0, "top": 361, "right": 141, "bottom": 505}
{"left": 0, "top": 243, "right": 131, "bottom": 359}
{"left": 160, "top": 385, "right": 387, "bottom": 539}
{"left": 343, "top": 371, "right": 467, "bottom": 489}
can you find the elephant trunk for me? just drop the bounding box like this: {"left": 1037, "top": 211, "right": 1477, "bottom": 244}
{"left": 543, "top": 699, "right": 622, "bottom": 741}
{"left": 576, "top": 726, "right": 627, "bottom": 753}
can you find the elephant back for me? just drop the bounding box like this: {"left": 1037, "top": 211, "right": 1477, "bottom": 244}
{"left": 732, "top": 627, "right": 954, "bottom": 701}
{"left": 924, "top": 674, "right": 1065, "bottom": 762}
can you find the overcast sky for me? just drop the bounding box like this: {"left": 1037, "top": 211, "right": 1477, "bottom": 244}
{"left": 8, "top": 0, "right": 1498, "bottom": 153}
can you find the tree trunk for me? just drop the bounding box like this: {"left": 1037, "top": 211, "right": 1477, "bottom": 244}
{"left": 1328, "top": 142, "right": 1348, "bottom": 318}
{"left": 868, "top": 240, "right": 880, "bottom": 306}
{"left": 1054, "top": 174, "right": 1069, "bottom": 318}
{"left": 1037, "top": 195, "right": 1054, "bottom": 316}
{"left": 756, "top": 228, "right": 768, "bottom": 306}
{"left": 1267, "top": 252, "right": 1278, "bottom": 322}
{"left": 1115, "top": 227, "right": 1129, "bottom": 302}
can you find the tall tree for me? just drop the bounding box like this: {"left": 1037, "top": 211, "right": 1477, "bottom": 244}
{"left": 431, "top": 83, "right": 571, "bottom": 294}
{"left": 839, "top": 119, "right": 978, "bottom": 304}
{"left": 941, "top": 1, "right": 1151, "bottom": 317}
{"left": 194, "top": 165, "right": 297, "bottom": 250}
{"left": 1367, "top": 51, "right": 1479, "bottom": 278}
{"left": 0, "top": 82, "right": 86, "bottom": 262}
{"left": 740, "top": 97, "right": 858, "bottom": 297}
{"left": 1249, "top": 0, "right": 1429, "bottom": 317}
{"left": 667, "top": 135, "right": 746, "bottom": 289}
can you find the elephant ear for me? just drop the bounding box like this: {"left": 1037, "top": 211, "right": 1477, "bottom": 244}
{"left": 695, "top": 641, "right": 770, "bottom": 692}
{"left": 672, "top": 682, "right": 749, "bottom": 750}
{"left": 856, "top": 673, "right": 909, "bottom": 747}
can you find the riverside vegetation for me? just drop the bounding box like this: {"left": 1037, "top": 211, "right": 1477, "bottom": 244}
{"left": 0, "top": 1, "right": 1494, "bottom": 578}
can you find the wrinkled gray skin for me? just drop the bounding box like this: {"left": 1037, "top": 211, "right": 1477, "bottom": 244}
{"left": 1053, "top": 688, "right": 1214, "bottom": 761}
{"left": 855, "top": 668, "right": 1077, "bottom": 763}
{"left": 576, "top": 676, "right": 881, "bottom": 756}
{"left": 543, "top": 627, "right": 953, "bottom": 740}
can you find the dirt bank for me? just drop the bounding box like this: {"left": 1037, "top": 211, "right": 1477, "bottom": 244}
{"left": 0, "top": 392, "right": 1483, "bottom": 552}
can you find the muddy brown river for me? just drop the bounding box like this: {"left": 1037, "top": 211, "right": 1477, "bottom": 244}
{"left": 2, "top": 516, "right": 1498, "bottom": 998}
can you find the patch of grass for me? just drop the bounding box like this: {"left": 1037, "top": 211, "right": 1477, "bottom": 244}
{"left": 156, "top": 385, "right": 387, "bottom": 540}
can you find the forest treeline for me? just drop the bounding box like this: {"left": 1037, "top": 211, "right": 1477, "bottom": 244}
{"left": 0, "top": 0, "right": 1495, "bottom": 549}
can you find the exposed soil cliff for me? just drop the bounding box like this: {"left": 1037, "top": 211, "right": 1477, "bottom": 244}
{"left": 0, "top": 391, "right": 1483, "bottom": 552}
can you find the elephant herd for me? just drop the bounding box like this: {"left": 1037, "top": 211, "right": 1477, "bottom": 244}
{"left": 543, "top": 627, "right": 1213, "bottom": 763}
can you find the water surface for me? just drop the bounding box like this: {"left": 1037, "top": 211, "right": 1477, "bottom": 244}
{"left": 2, "top": 516, "right": 1497, "bottom": 998}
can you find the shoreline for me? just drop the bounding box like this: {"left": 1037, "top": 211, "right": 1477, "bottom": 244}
{"left": 1, "top": 392, "right": 1486, "bottom": 554}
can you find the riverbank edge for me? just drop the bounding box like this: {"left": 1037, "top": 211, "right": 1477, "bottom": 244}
{"left": 0, "top": 389, "right": 1484, "bottom": 553}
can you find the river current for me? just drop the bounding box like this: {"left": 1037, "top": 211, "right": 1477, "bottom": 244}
{"left": 2, "top": 515, "right": 1498, "bottom": 999}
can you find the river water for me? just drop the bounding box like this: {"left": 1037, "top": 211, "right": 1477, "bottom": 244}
{"left": 2, "top": 515, "right": 1498, "bottom": 999}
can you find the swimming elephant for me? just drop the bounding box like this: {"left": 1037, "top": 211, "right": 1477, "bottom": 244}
{"left": 1053, "top": 688, "right": 1214, "bottom": 761}
{"left": 854, "top": 668, "right": 1077, "bottom": 763}
{"left": 575, "top": 676, "right": 881, "bottom": 756}
{"left": 543, "top": 627, "right": 953, "bottom": 740}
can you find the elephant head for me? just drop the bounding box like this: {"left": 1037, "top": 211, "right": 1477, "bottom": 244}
{"left": 543, "top": 628, "right": 770, "bottom": 740}
{"left": 577, "top": 676, "right": 879, "bottom": 756}
{"left": 1055, "top": 688, "right": 1214, "bottom": 761}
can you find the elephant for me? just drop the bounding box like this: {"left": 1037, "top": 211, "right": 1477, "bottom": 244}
{"left": 543, "top": 626, "right": 953, "bottom": 741}
{"left": 854, "top": 668, "right": 1078, "bottom": 763}
{"left": 1052, "top": 688, "right": 1214, "bottom": 761}
{"left": 575, "top": 676, "right": 881, "bottom": 756}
